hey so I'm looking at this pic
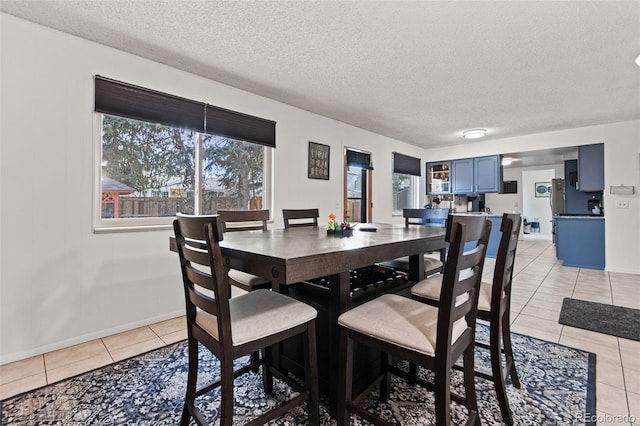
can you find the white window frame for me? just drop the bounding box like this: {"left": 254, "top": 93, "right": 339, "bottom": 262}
{"left": 93, "top": 114, "right": 273, "bottom": 233}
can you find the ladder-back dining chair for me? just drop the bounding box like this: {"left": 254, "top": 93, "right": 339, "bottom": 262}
{"left": 173, "top": 213, "right": 320, "bottom": 425}
{"left": 337, "top": 214, "right": 491, "bottom": 425}
{"left": 411, "top": 212, "right": 522, "bottom": 425}
{"left": 282, "top": 208, "right": 319, "bottom": 229}
{"left": 379, "top": 208, "right": 444, "bottom": 277}
{"left": 217, "top": 209, "right": 272, "bottom": 292}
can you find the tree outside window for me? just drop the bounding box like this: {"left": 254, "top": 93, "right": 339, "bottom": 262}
{"left": 100, "top": 114, "right": 266, "bottom": 220}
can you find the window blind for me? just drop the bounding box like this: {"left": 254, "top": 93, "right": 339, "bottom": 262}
{"left": 94, "top": 76, "right": 276, "bottom": 147}
{"left": 393, "top": 152, "right": 421, "bottom": 176}
{"left": 346, "top": 150, "right": 372, "bottom": 169}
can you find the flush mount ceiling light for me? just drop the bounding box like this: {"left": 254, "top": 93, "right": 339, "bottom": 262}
{"left": 501, "top": 157, "right": 513, "bottom": 166}
{"left": 636, "top": 54, "right": 640, "bottom": 67}
{"left": 462, "top": 129, "right": 487, "bottom": 139}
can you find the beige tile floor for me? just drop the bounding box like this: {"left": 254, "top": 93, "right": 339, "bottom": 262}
{"left": 1, "top": 238, "right": 639, "bottom": 424}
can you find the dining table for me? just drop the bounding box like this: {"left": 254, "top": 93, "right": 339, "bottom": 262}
{"left": 170, "top": 222, "right": 447, "bottom": 414}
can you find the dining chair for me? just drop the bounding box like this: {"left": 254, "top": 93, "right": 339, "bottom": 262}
{"left": 337, "top": 214, "right": 491, "bottom": 425}
{"left": 411, "top": 212, "right": 522, "bottom": 425}
{"left": 282, "top": 208, "right": 319, "bottom": 229}
{"left": 217, "top": 209, "right": 272, "bottom": 292}
{"left": 173, "top": 214, "right": 320, "bottom": 426}
{"left": 379, "top": 208, "right": 444, "bottom": 277}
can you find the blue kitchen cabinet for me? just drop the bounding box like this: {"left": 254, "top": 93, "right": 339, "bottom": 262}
{"left": 475, "top": 155, "right": 502, "bottom": 193}
{"left": 452, "top": 155, "right": 502, "bottom": 194}
{"left": 578, "top": 143, "right": 604, "bottom": 192}
{"left": 555, "top": 217, "right": 605, "bottom": 269}
{"left": 451, "top": 158, "right": 474, "bottom": 194}
{"left": 485, "top": 215, "right": 503, "bottom": 258}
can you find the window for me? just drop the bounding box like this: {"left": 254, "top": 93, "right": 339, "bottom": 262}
{"left": 392, "top": 152, "right": 421, "bottom": 213}
{"left": 95, "top": 76, "right": 273, "bottom": 230}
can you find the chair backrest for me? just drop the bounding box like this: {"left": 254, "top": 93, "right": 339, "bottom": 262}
{"left": 173, "top": 214, "right": 232, "bottom": 347}
{"left": 436, "top": 214, "right": 491, "bottom": 359}
{"left": 403, "top": 208, "right": 428, "bottom": 226}
{"left": 282, "top": 208, "right": 319, "bottom": 229}
{"left": 217, "top": 209, "right": 269, "bottom": 232}
{"left": 489, "top": 213, "right": 521, "bottom": 314}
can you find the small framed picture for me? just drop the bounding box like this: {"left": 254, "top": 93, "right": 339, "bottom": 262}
{"left": 535, "top": 182, "right": 551, "bottom": 197}
{"left": 308, "top": 141, "right": 330, "bottom": 180}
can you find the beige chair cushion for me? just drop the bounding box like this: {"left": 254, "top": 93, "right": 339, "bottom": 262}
{"left": 228, "top": 269, "right": 269, "bottom": 289}
{"left": 338, "top": 294, "right": 467, "bottom": 356}
{"left": 411, "top": 273, "right": 492, "bottom": 312}
{"left": 196, "top": 289, "right": 317, "bottom": 346}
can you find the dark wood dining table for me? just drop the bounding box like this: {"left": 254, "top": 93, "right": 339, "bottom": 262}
{"left": 170, "top": 223, "right": 446, "bottom": 413}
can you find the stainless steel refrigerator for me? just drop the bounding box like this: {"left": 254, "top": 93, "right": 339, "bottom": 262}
{"left": 550, "top": 178, "right": 565, "bottom": 216}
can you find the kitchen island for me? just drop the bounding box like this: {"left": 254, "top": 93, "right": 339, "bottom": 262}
{"left": 555, "top": 215, "right": 605, "bottom": 269}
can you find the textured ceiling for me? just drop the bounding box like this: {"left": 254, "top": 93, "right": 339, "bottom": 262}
{"left": 2, "top": 0, "right": 639, "bottom": 150}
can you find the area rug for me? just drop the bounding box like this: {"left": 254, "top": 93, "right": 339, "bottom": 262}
{"left": 1, "top": 325, "right": 596, "bottom": 425}
{"left": 559, "top": 298, "right": 640, "bottom": 341}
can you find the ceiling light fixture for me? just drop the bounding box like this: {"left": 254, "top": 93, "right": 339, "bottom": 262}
{"left": 462, "top": 129, "right": 487, "bottom": 139}
{"left": 636, "top": 54, "right": 640, "bottom": 67}
{"left": 501, "top": 157, "right": 513, "bottom": 166}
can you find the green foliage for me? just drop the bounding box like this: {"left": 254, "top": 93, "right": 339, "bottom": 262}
{"left": 102, "top": 116, "right": 195, "bottom": 195}
{"left": 202, "top": 135, "right": 264, "bottom": 210}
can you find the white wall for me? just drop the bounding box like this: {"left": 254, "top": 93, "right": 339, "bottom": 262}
{"left": 484, "top": 164, "right": 564, "bottom": 219}
{"left": 424, "top": 120, "right": 640, "bottom": 275}
{"left": 522, "top": 169, "right": 555, "bottom": 234}
{"left": 0, "top": 14, "right": 424, "bottom": 363}
{"left": 1, "top": 14, "right": 639, "bottom": 364}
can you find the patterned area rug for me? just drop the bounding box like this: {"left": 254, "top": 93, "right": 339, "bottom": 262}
{"left": 559, "top": 298, "right": 640, "bottom": 341}
{"left": 1, "top": 325, "right": 596, "bottom": 425}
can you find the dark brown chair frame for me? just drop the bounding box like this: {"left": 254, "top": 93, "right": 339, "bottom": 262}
{"left": 282, "top": 208, "right": 319, "bottom": 229}
{"left": 414, "top": 212, "right": 522, "bottom": 425}
{"left": 337, "top": 214, "right": 491, "bottom": 425}
{"left": 477, "top": 213, "right": 522, "bottom": 425}
{"left": 174, "top": 214, "right": 319, "bottom": 426}
{"left": 217, "top": 209, "right": 271, "bottom": 292}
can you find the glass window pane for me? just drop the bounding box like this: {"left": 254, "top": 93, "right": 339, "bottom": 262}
{"left": 201, "top": 134, "right": 265, "bottom": 213}
{"left": 101, "top": 115, "right": 196, "bottom": 219}
{"left": 393, "top": 173, "right": 417, "bottom": 211}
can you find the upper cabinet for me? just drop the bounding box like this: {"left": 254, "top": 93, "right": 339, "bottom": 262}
{"left": 578, "top": 143, "right": 604, "bottom": 192}
{"left": 426, "top": 161, "right": 451, "bottom": 194}
{"left": 451, "top": 155, "right": 502, "bottom": 194}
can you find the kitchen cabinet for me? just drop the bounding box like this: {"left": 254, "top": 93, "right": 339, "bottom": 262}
{"left": 452, "top": 155, "right": 502, "bottom": 194}
{"left": 578, "top": 143, "right": 604, "bottom": 192}
{"left": 555, "top": 216, "right": 605, "bottom": 269}
{"left": 426, "top": 161, "right": 451, "bottom": 194}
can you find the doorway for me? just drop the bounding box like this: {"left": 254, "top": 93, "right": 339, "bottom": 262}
{"left": 344, "top": 149, "right": 372, "bottom": 223}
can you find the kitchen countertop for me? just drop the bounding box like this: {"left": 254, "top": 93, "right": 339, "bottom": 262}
{"left": 554, "top": 215, "right": 605, "bottom": 219}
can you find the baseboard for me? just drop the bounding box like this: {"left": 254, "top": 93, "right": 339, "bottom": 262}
{"left": 0, "top": 309, "right": 184, "bottom": 366}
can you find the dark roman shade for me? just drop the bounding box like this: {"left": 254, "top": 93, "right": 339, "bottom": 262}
{"left": 94, "top": 76, "right": 276, "bottom": 147}
{"left": 346, "top": 150, "right": 372, "bottom": 169}
{"left": 393, "top": 152, "right": 421, "bottom": 176}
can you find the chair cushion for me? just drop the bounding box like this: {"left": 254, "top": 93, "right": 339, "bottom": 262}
{"left": 477, "top": 281, "right": 492, "bottom": 312}
{"left": 228, "top": 269, "right": 270, "bottom": 287}
{"left": 411, "top": 274, "right": 492, "bottom": 312}
{"left": 196, "top": 289, "right": 317, "bottom": 346}
{"left": 338, "top": 294, "right": 467, "bottom": 356}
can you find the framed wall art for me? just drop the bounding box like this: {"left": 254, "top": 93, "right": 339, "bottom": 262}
{"left": 535, "top": 182, "right": 551, "bottom": 197}
{"left": 308, "top": 141, "right": 330, "bottom": 180}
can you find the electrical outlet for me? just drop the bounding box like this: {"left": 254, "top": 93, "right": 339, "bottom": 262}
{"left": 616, "top": 199, "right": 629, "bottom": 209}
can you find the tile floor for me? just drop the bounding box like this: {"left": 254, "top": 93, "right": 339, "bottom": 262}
{"left": 1, "top": 238, "right": 639, "bottom": 424}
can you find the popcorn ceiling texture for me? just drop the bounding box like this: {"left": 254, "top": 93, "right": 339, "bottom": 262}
{"left": 1, "top": 0, "right": 638, "bottom": 147}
